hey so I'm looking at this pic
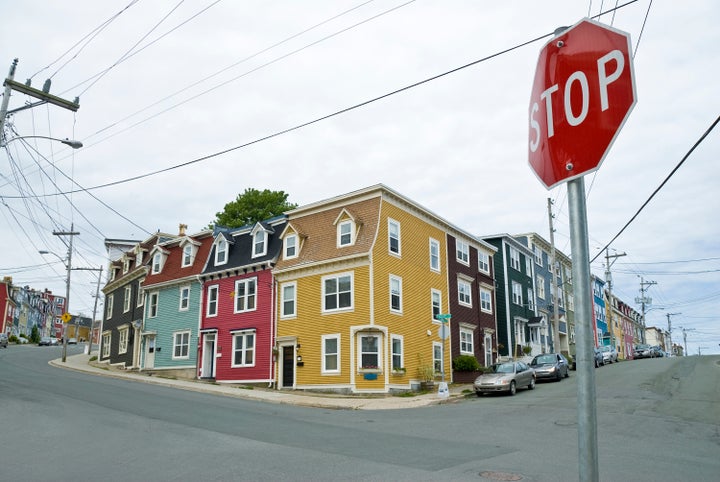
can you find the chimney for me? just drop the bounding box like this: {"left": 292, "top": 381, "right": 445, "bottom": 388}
{"left": 179, "top": 223, "right": 187, "bottom": 236}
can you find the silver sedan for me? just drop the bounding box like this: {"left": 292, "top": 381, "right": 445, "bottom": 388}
{"left": 474, "top": 361, "right": 536, "bottom": 396}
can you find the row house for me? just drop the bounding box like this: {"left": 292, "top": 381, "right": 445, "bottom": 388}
{"left": 591, "top": 275, "right": 607, "bottom": 347}
{"left": 482, "top": 235, "right": 538, "bottom": 359}
{"left": 139, "top": 225, "right": 214, "bottom": 378}
{"left": 100, "top": 232, "right": 177, "bottom": 367}
{"left": 273, "top": 185, "right": 497, "bottom": 393}
{"left": 607, "top": 294, "right": 641, "bottom": 359}
{"left": 514, "top": 233, "right": 574, "bottom": 357}
{"left": 1, "top": 277, "right": 65, "bottom": 339}
{"left": 0, "top": 277, "right": 15, "bottom": 335}
{"left": 197, "top": 216, "right": 287, "bottom": 384}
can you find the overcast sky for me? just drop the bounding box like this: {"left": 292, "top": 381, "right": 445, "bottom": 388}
{"left": 1, "top": 1, "right": 718, "bottom": 355}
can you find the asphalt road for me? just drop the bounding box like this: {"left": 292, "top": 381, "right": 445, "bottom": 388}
{"left": 1, "top": 344, "right": 718, "bottom": 481}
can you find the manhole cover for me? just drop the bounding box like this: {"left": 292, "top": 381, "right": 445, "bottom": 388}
{"left": 479, "top": 471, "right": 523, "bottom": 481}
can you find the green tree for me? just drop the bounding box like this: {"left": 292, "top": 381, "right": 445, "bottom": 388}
{"left": 211, "top": 188, "right": 297, "bottom": 228}
{"left": 30, "top": 325, "right": 40, "bottom": 343}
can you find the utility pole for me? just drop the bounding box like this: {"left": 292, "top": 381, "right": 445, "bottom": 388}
{"left": 74, "top": 266, "right": 103, "bottom": 356}
{"left": 665, "top": 312, "right": 680, "bottom": 355}
{"left": 547, "top": 198, "right": 560, "bottom": 353}
{"left": 635, "top": 277, "right": 657, "bottom": 343}
{"left": 53, "top": 224, "right": 79, "bottom": 363}
{"left": 681, "top": 327, "right": 695, "bottom": 356}
{"left": 604, "top": 249, "right": 626, "bottom": 350}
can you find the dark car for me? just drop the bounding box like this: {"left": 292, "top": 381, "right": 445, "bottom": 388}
{"left": 473, "top": 361, "right": 536, "bottom": 396}
{"left": 0, "top": 333, "right": 7, "bottom": 348}
{"left": 649, "top": 346, "right": 664, "bottom": 357}
{"left": 633, "top": 344, "right": 652, "bottom": 359}
{"left": 39, "top": 336, "right": 53, "bottom": 346}
{"left": 530, "top": 353, "right": 570, "bottom": 381}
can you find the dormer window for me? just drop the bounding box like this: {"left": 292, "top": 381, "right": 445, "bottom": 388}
{"left": 253, "top": 230, "right": 267, "bottom": 258}
{"left": 151, "top": 252, "right": 163, "bottom": 274}
{"left": 182, "top": 244, "right": 193, "bottom": 267}
{"left": 136, "top": 250, "right": 144, "bottom": 267}
{"left": 338, "top": 220, "right": 353, "bottom": 247}
{"left": 284, "top": 234, "right": 297, "bottom": 259}
{"left": 123, "top": 257, "right": 130, "bottom": 274}
{"left": 215, "top": 238, "right": 228, "bottom": 265}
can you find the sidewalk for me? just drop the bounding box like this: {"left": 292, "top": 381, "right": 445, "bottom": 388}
{"left": 49, "top": 353, "right": 472, "bottom": 410}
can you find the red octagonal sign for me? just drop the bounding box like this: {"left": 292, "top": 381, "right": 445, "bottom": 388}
{"left": 529, "top": 18, "right": 636, "bottom": 189}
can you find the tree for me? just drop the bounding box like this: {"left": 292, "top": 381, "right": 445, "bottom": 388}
{"left": 211, "top": 188, "right": 297, "bottom": 228}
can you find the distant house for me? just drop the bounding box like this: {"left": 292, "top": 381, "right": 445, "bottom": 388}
{"left": 197, "top": 217, "right": 287, "bottom": 384}
{"left": 139, "top": 225, "right": 214, "bottom": 378}
{"left": 100, "top": 232, "right": 177, "bottom": 368}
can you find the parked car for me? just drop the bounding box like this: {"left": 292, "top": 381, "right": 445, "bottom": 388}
{"left": 600, "top": 345, "right": 618, "bottom": 364}
{"left": 39, "top": 336, "right": 53, "bottom": 346}
{"left": 17, "top": 336, "right": 29, "bottom": 344}
{"left": 474, "top": 361, "right": 536, "bottom": 396}
{"left": 594, "top": 347, "right": 604, "bottom": 367}
{"left": 0, "top": 333, "right": 7, "bottom": 348}
{"left": 530, "top": 353, "right": 570, "bottom": 381}
{"left": 68, "top": 338, "right": 78, "bottom": 345}
{"left": 649, "top": 346, "right": 665, "bottom": 357}
{"left": 633, "top": 344, "right": 652, "bottom": 359}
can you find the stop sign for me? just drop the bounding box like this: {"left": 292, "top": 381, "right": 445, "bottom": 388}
{"left": 528, "top": 18, "right": 636, "bottom": 189}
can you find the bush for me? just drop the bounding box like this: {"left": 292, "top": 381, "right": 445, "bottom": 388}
{"left": 453, "top": 355, "right": 480, "bottom": 372}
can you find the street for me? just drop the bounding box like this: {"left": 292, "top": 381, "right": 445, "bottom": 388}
{"left": 1, "top": 345, "right": 718, "bottom": 481}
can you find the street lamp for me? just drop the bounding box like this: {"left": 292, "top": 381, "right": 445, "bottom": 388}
{"left": 1, "top": 134, "right": 82, "bottom": 149}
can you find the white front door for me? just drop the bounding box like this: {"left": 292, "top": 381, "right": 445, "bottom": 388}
{"left": 484, "top": 333, "right": 493, "bottom": 366}
{"left": 201, "top": 333, "right": 216, "bottom": 379}
{"left": 145, "top": 336, "right": 155, "bottom": 369}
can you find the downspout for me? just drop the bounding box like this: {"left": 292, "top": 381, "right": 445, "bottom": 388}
{"left": 502, "top": 239, "right": 512, "bottom": 358}
{"left": 269, "top": 272, "right": 276, "bottom": 388}
{"left": 195, "top": 274, "right": 204, "bottom": 380}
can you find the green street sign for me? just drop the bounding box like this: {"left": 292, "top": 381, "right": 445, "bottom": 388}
{"left": 435, "top": 313, "right": 452, "bottom": 322}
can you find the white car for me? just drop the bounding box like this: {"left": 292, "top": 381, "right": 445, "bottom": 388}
{"left": 600, "top": 345, "right": 618, "bottom": 364}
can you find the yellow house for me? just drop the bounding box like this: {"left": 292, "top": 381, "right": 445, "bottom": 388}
{"left": 273, "top": 185, "right": 456, "bottom": 394}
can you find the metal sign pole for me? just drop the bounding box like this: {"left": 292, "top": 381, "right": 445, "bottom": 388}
{"left": 568, "top": 177, "right": 599, "bottom": 482}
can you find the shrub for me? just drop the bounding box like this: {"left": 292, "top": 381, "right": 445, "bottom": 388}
{"left": 453, "top": 355, "right": 480, "bottom": 372}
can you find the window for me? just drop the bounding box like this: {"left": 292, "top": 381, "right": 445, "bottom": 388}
{"left": 512, "top": 281, "right": 523, "bottom": 306}
{"left": 118, "top": 327, "right": 129, "bottom": 354}
{"left": 527, "top": 288, "right": 535, "bottom": 310}
{"left": 102, "top": 332, "right": 111, "bottom": 358}
{"left": 152, "top": 252, "right": 162, "bottom": 274}
{"left": 231, "top": 330, "right": 255, "bottom": 367}
{"left": 391, "top": 335, "right": 403, "bottom": 370}
{"left": 182, "top": 244, "right": 193, "bottom": 267}
{"left": 456, "top": 240, "right": 469, "bottom": 265}
{"left": 323, "top": 273, "right": 353, "bottom": 312}
{"left": 137, "top": 281, "right": 144, "bottom": 307}
{"left": 458, "top": 279, "right": 472, "bottom": 307}
{"left": 390, "top": 275, "right": 402, "bottom": 313}
{"left": 281, "top": 282, "right": 296, "bottom": 318}
{"left": 338, "top": 220, "right": 353, "bottom": 247}
{"left": 533, "top": 244, "right": 543, "bottom": 266}
{"left": 234, "top": 278, "right": 257, "bottom": 313}
{"left": 253, "top": 230, "right": 267, "bottom": 257}
{"left": 148, "top": 292, "right": 159, "bottom": 318}
{"left": 388, "top": 219, "right": 400, "bottom": 256}
{"left": 429, "top": 238, "right": 440, "bottom": 272}
{"left": 460, "top": 329, "right": 474, "bottom": 354}
{"left": 322, "top": 334, "right": 340, "bottom": 373}
{"left": 215, "top": 239, "right": 227, "bottom": 265}
{"left": 433, "top": 342, "right": 443, "bottom": 374}
{"left": 206, "top": 285, "right": 219, "bottom": 317}
{"left": 123, "top": 258, "right": 130, "bottom": 274}
{"left": 478, "top": 251, "right": 490, "bottom": 274}
{"left": 359, "top": 334, "right": 380, "bottom": 370}
{"left": 510, "top": 247, "right": 520, "bottom": 270}
{"left": 173, "top": 331, "right": 190, "bottom": 359}
{"left": 480, "top": 288, "right": 492, "bottom": 313}
{"left": 284, "top": 234, "right": 297, "bottom": 259}
{"left": 525, "top": 257, "right": 532, "bottom": 276}
{"left": 106, "top": 294, "right": 114, "bottom": 319}
{"left": 179, "top": 285, "right": 190, "bottom": 311}
{"left": 431, "top": 289, "right": 442, "bottom": 321}
{"left": 123, "top": 286, "right": 132, "bottom": 313}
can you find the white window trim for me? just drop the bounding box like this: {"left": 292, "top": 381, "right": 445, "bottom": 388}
{"left": 148, "top": 292, "right": 159, "bottom": 318}
{"left": 322, "top": 272, "right": 354, "bottom": 313}
{"left": 230, "top": 329, "right": 256, "bottom": 367}
{"left": 123, "top": 286, "right": 131, "bottom": 313}
{"left": 431, "top": 289, "right": 442, "bottom": 322}
{"left": 456, "top": 240, "right": 470, "bottom": 266}
{"left": 458, "top": 279, "right": 472, "bottom": 307}
{"left": 391, "top": 334, "right": 404, "bottom": 371}
{"left": 136, "top": 281, "right": 144, "bottom": 307}
{"left": 106, "top": 294, "right": 114, "bottom": 319}
{"left": 429, "top": 238, "right": 440, "bottom": 272}
{"left": 234, "top": 278, "right": 257, "bottom": 313}
{"left": 172, "top": 330, "right": 191, "bottom": 360}
{"left": 478, "top": 251, "right": 490, "bottom": 274}
{"left": 252, "top": 230, "right": 268, "bottom": 258}
{"left": 280, "top": 281, "right": 297, "bottom": 319}
{"left": 102, "top": 332, "right": 111, "bottom": 358}
{"left": 480, "top": 287, "right": 493, "bottom": 314}
{"left": 460, "top": 328, "right": 474, "bottom": 355}
{"left": 321, "top": 334, "right": 340, "bottom": 374}
{"left": 358, "top": 333, "right": 382, "bottom": 371}
{"left": 181, "top": 244, "right": 193, "bottom": 268}
{"left": 118, "top": 326, "right": 129, "bottom": 355}
{"left": 389, "top": 275, "right": 402, "bottom": 314}
{"left": 206, "top": 285, "right": 219, "bottom": 317}
{"left": 388, "top": 218, "right": 401, "bottom": 257}
{"left": 337, "top": 219, "right": 355, "bottom": 247}
{"left": 284, "top": 234, "right": 298, "bottom": 260}
{"left": 179, "top": 285, "right": 190, "bottom": 311}
{"left": 510, "top": 247, "right": 521, "bottom": 271}
{"left": 512, "top": 281, "right": 523, "bottom": 306}
{"left": 152, "top": 253, "right": 162, "bottom": 274}
{"left": 215, "top": 239, "right": 228, "bottom": 266}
